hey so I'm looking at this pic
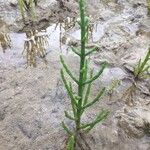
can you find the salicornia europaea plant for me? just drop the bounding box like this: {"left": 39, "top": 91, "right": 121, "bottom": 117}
{"left": 18, "top": 0, "right": 36, "bottom": 21}
{"left": 60, "top": 0, "right": 109, "bottom": 149}
{"left": 134, "top": 48, "right": 150, "bottom": 79}
{"left": 147, "top": 0, "right": 150, "bottom": 15}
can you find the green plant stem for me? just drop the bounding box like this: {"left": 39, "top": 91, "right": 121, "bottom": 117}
{"left": 134, "top": 48, "right": 150, "bottom": 79}
{"left": 18, "top": 0, "right": 25, "bottom": 20}
{"left": 147, "top": 0, "right": 150, "bottom": 14}
{"left": 139, "top": 48, "right": 150, "bottom": 72}
{"left": 76, "top": 0, "right": 86, "bottom": 131}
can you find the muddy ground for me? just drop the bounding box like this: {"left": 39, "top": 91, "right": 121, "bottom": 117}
{"left": 0, "top": 0, "right": 150, "bottom": 150}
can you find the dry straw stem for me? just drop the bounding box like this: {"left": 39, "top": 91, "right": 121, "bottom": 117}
{"left": 23, "top": 30, "right": 49, "bottom": 67}
{"left": 0, "top": 32, "right": 11, "bottom": 52}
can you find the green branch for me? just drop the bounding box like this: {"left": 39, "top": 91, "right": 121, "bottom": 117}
{"left": 83, "top": 88, "right": 105, "bottom": 109}
{"left": 62, "top": 122, "right": 73, "bottom": 135}
{"left": 83, "top": 62, "right": 107, "bottom": 85}
{"left": 83, "top": 71, "right": 93, "bottom": 106}
{"left": 71, "top": 46, "right": 81, "bottom": 56}
{"left": 65, "top": 111, "right": 77, "bottom": 121}
{"left": 61, "top": 69, "right": 77, "bottom": 116}
{"left": 67, "top": 135, "right": 75, "bottom": 150}
{"left": 80, "top": 110, "right": 109, "bottom": 132}
{"left": 60, "top": 56, "right": 79, "bottom": 84}
{"left": 85, "top": 46, "right": 98, "bottom": 56}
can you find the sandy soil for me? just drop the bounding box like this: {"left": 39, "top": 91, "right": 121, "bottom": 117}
{"left": 0, "top": 0, "right": 150, "bottom": 150}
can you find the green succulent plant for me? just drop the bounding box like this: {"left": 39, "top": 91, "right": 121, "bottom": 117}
{"left": 134, "top": 48, "right": 150, "bottom": 79}
{"left": 60, "top": 0, "right": 109, "bottom": 149}
{"left": 147, "top": 0, "right": 150, "bottom": 15}
{"left": 17, "top": 0, "right": 36, "bottom": 21}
